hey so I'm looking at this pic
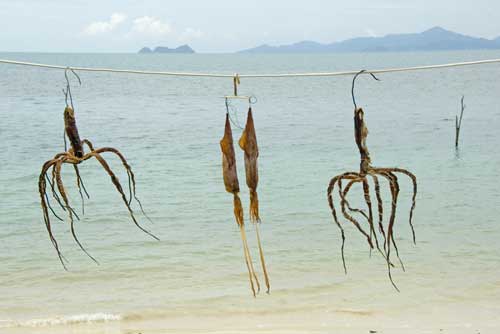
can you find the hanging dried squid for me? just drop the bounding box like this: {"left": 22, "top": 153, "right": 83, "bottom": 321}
{"left": 39, "top": 105, "right": 158, "bottom": 269}
{"left": 220, "top": 113, "right": 260, "bottom": 296}
{"left": 238, "top": 107, "right": 270, "bottom": 293}
{"left": 327, "top": 72, "right": 417, "bottom": 291}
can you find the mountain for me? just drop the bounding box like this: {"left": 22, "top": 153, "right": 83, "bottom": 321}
{"left": 240, "top": 27, "right": 500, "bottom": 53}
{"left": 138, "top": 45, "right": 195, "bottom": 54}
{"left": 138, "top": 47, "right": 153, "bottom": 54}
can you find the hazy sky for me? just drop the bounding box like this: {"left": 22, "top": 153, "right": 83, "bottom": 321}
{"left": 1, "top": 0, "right": 499, "bottom": 53}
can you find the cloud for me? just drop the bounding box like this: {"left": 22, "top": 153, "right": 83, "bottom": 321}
{"left": 179, "top": 27, "right": 204, "bottom": 42}
{"left": 132, "top": 16, "right": 171, "bottom": 36}
{"left": 82, "top": 13, "right": 202, "bottom": 45}
{"left": 83, "top": 13, "right": 127, "bottom": 35}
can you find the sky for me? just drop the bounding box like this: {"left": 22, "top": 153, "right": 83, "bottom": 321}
{"left": 1, "top": 0, "right": 499, "bottom": 53}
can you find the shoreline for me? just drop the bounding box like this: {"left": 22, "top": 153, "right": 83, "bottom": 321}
{"left": 3, "top": 302, "right": 499, "bottom": 334}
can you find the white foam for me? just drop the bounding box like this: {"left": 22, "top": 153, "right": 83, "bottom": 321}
{"left": 0, "top": 313, "right": 122, "bottom": 328}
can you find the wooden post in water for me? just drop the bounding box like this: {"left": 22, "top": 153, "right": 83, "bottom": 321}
{"left": 455, "top": 95, "right": 465, "bottom": 148}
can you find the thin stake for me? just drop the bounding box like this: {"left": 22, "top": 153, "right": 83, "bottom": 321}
{"left": 455, "top": 95, "right": 465, "bottom": 148}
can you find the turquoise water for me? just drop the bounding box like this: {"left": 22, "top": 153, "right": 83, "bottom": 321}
{"left": 1, "top": 51, "right": 500, "bottom": 330}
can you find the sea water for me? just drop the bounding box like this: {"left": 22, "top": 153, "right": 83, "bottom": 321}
{"left": 0, "top": 51, "right": 499, "bottom": 331}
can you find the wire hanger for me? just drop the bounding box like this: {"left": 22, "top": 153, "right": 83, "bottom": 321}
{"left": 63, "top": 67, "right": 82, "bottom": 110}
{"left": 225, "top": 97, "right": 249, "bottom": 130}
{"left": 352, "top": 70, "right": 380, "bottom": 110}
{"left": 62, "top": 67, "right": 82, "bottom": 150}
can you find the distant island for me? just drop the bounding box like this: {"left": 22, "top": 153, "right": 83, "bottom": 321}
{"left": 240, "top": 27, "right": 500, "bottom": 53}
{"left": 138, "top": 45, "right": 195, "bottom": 54}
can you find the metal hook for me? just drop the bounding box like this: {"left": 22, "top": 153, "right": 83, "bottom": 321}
{"left": 64, "top": 67, "right": 82, "bottom": 109}
{"left": 351, "top": 70, "right": 380, "bottom": 110}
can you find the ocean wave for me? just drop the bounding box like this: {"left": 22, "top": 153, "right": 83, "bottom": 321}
{"left": 0, "top": 313, "right": 121, "bottom": 328}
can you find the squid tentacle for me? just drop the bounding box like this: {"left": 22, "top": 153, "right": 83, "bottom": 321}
{"left": 94, "top": 147, "right": 154, "bottom": 224}
{"left": 84, "top": 151, "right": 159, "bottom": 241}
{"left": 376, "top": 171, "right": 402, "bottom": 291}
{"left": 73, "top": 165, "right": 90, "bottom": 216}
{"left": 234, "top": 193, "right": 260, "bottom": 296}
{"left": 327, "top": 174, "right": 348, "bottom": 274}
{"left": 338, "top": 178, "right": 373, "bottom": 249}
{"left": 369, "top": 173, "right": 387, "bottom": 254}
{"left": 392, "top": 168, "right": 417, "bottom": 245}
{"left": 39, "top": 158, "right": 67, "bottom": 269}
{"left": 361, "top": 178, "right": 384, "bottom": 259}
{"left": 54, "top": 158, "right": 99, "bottom": 264}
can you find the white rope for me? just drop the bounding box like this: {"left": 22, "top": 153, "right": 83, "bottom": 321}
{"left": 1, "top": 58, "right": 500, "bottom": 78}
